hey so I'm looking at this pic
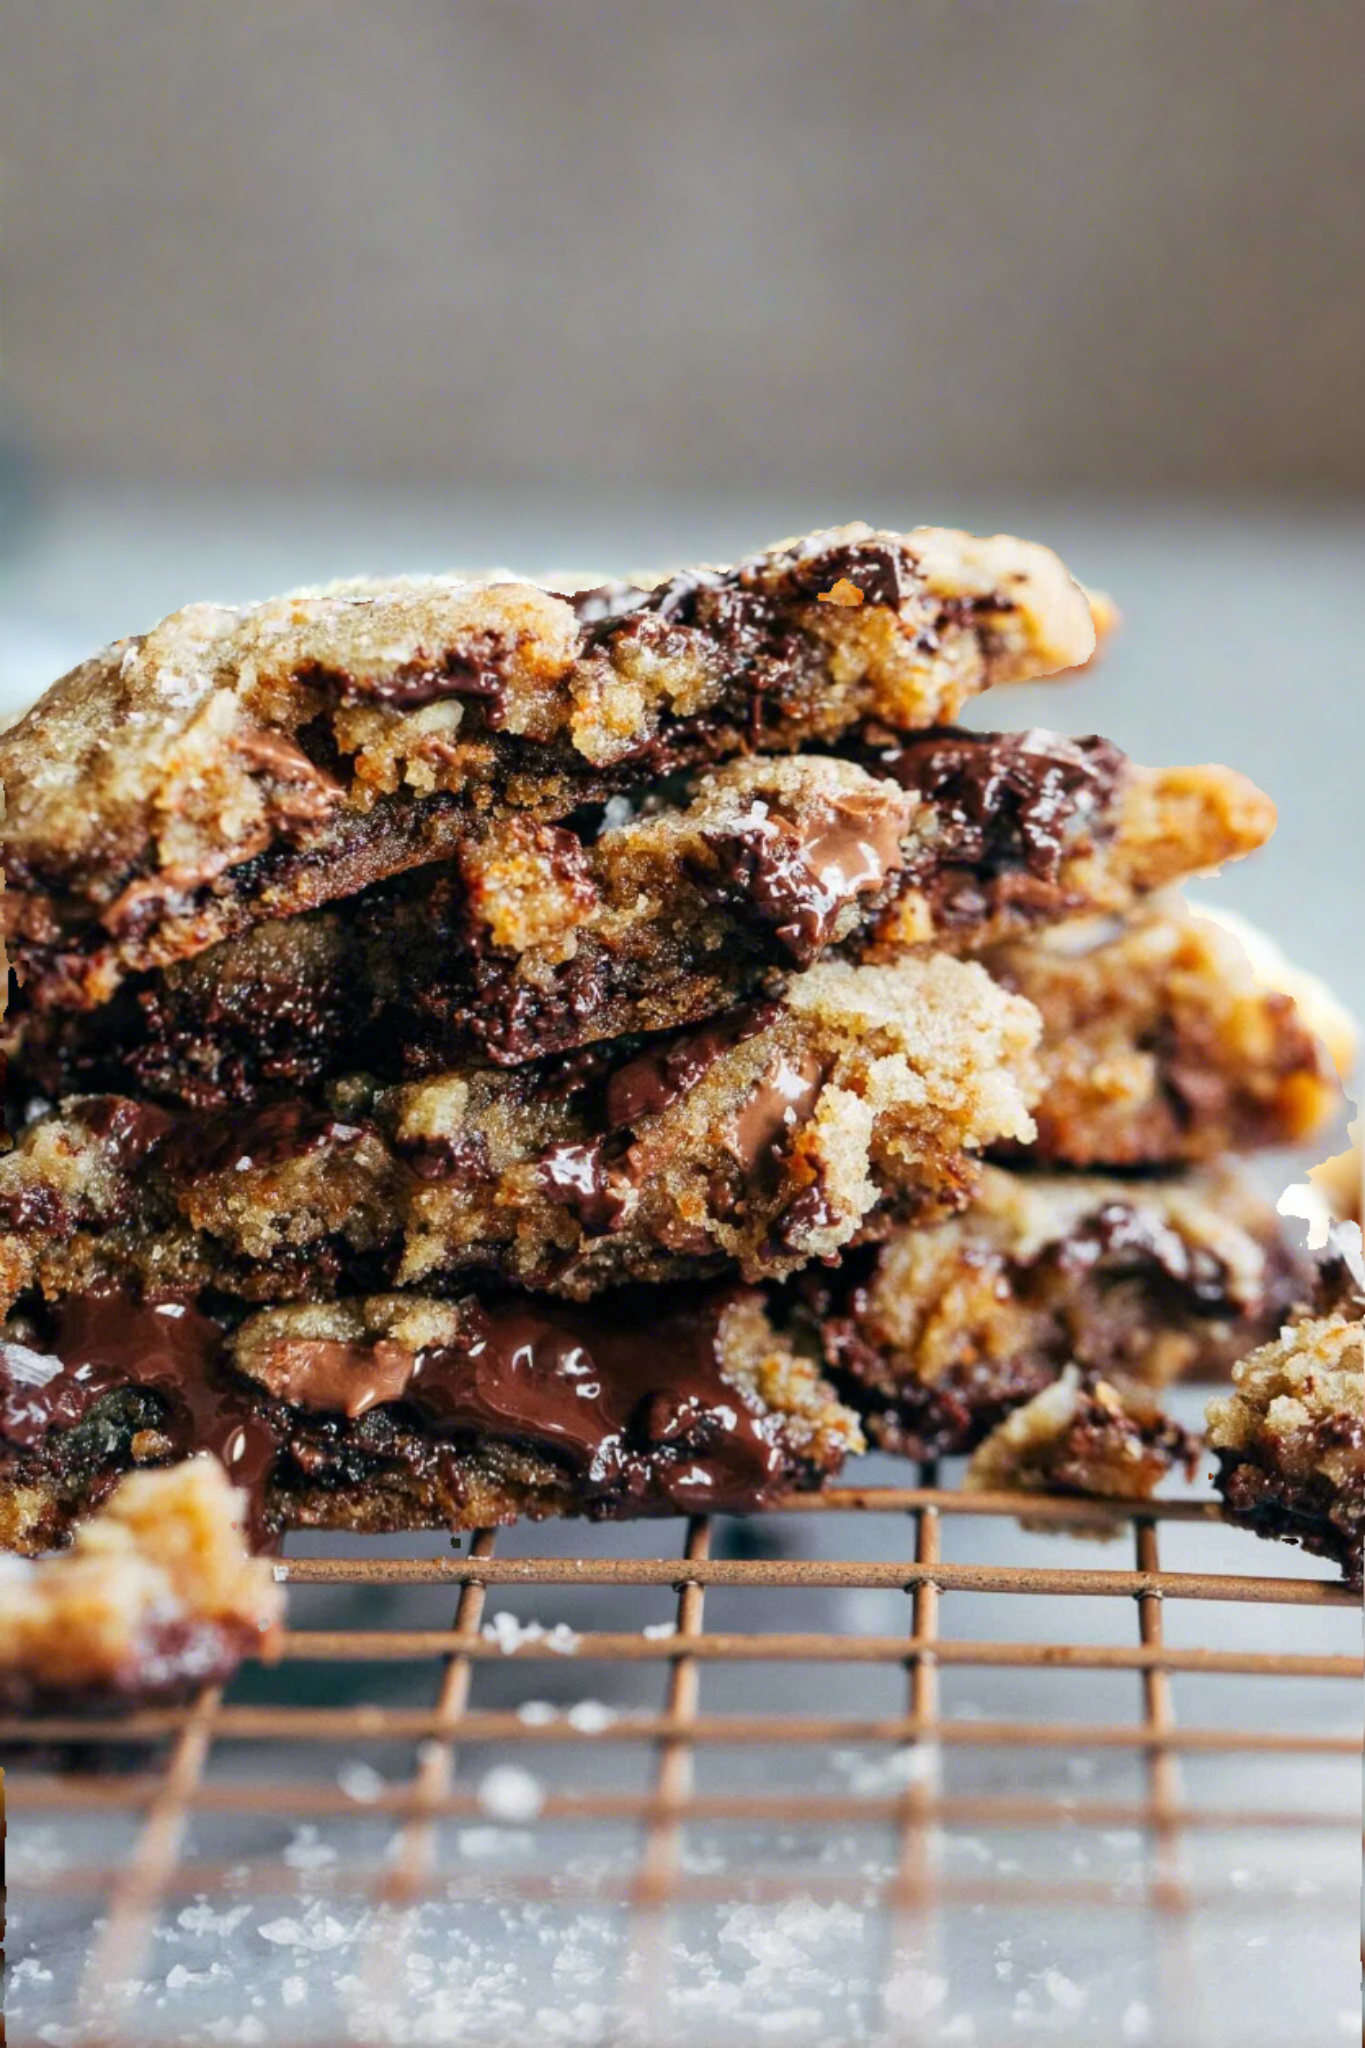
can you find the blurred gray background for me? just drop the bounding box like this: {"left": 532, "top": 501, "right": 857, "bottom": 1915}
{"left": 0, "top": 0, "right": 1361, "bottom": 1025}
{"left": 2, "top": 0, "right": 1364, "bottom": 490}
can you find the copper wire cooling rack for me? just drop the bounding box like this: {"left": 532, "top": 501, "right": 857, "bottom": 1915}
{"left": 3, "top": 1476, "right": 1362, "bottom": 2043}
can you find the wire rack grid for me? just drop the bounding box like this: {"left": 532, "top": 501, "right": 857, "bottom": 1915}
{"left": 2, "top": 1472, "right": 1361, "bottom": 2047}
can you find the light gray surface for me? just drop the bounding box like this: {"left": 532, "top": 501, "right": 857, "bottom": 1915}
{"left": 2, "top": 494, "right": 1361, "bottom": 2046}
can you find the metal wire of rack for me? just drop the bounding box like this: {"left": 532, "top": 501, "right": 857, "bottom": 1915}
{"left": 2, "top": 1476, "right": 1361, "bottom": 2046}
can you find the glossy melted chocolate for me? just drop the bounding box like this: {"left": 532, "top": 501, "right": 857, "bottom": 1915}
{"left": 243, "top": 1293, "right": 795, "bottom": 1515}
{"left": 873, "top": 727, "right": 1124, "bottom": 894}
{"left": 0, "top": 1287, "right": 806, "bottom": 1541}
{"left": 699, "top": 789, "right": 909, "bottom": 965}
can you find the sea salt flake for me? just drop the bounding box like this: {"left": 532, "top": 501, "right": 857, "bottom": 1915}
{"left": 884, "top": 1965, "right": 948, "bottom": 2019}
{"left": 284, "top": 1826, "right": 339, "bottom": 1871}
{"left": 338, "top": 1760, "right": 385, "bottom": 1804}
{"left": 258, "top": 1911, "right": 352, "bottom": 1951}
{"left": 478, "top": 1764, "right": 546, "bottom": 1822}
{"left": 1039, "top": 1968, "right": 1087, "bottom": 2011}
{"left": 1121, "top": 2001, "right": 1152, "bottom": 2040}
{"left": 457, "top": 1827, "right": 535, "bottom": 1858}
{"left": 517, "top": 1699, "right": 559, "bottom": 1725}
{"left": 567, "top": 1699, "right": 616, "bottom": 1732}
{"left": 177, "top": 1902, "right": 252, "bottom": 1938}
{"left": 642, "top": 1621, "right": 677, "bottom": 1640}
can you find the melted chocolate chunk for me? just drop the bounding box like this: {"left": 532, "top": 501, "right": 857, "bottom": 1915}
{"left": 245, "top": 1292, "right": 797, "bottom": 1515}
{"left": 0, "top": 1298, "right": 279, "bottom": 1546}
{"left": 78, "top": 1098, "right": 178, "bottom": 1166}
{"left": 1, "top": 1288, "right": 813, "bottom": 1535}
{"left": 874, "top": 728, "right": 1124, "bottom": 893}
{"left": 535, "top": 1142, "right": 635, "bottom": 1234}
{"left": 731, "top": 1052, "right": 825, "bottom": 1174}
{"left": 232, "top": 728, "right": 344, "bottom": 826}
{"left": 603, "top": 1004, "right": 777, "bottom": 1129}
{"left": 1054, "top": 1201, "right": 1238, "bottom": 1315}
{"left": 698, "top": 791, "right": 908, "bottom": 965}
{"left": 155, "top": 1102, "right": 368, "bottom": 1181}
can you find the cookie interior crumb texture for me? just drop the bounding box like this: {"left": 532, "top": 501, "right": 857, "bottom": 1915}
{"left": 3, "top": 732, "right": 1277, "bottom": 1104}
{"left": 964, "top": 1364, "right": 1195, "bottom": 1525}
{"left": 986, "top": 898, "right": 1345, "bottom": 1167}
{"left": 812, "top": 1162, "right": 1304, "bottom": 1457}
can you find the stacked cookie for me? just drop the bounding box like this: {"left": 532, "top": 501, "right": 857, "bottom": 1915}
{"left": 0, "top": 524, "right": 1345, "bottom": 1555}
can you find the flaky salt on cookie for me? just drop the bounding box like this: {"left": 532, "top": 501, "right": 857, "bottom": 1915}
{"left": 0, "top": 1457, "right": 282, "bottom": 1710}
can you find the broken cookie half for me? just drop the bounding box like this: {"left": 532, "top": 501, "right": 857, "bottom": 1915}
{"left": 0, "top": 1457, "right": 282, "bottom": 1711}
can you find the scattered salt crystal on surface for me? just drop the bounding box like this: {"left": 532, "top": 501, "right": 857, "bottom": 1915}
{"left": 165, "top": 1963, "right": 227, "bottom": 1992}
{"left": 517, "top": 1698, "right": 559, "bottom": 1725}
{"left": 282, "top": 1978, "right": 307, "bottom": 2008}
{"left": 994, "top": 1959, "right": 1014, "bottom": 1981}
{"left": 456, "top": 1827, "right": 535, "bottom": 1858}
{"left": 601, "top": 796, "right": 636, "bottom": 830}
{"left": 755, "top": 2010, "right": 823, "bottom": 2034}
{"left": 284, "top": 1825, "right": 339, "bottom": 1871}
{"left": 1121, "top": 2000, "right": 1153, "bottom": 2040}
{"left": 178, "top": 1901, "right": 252, "bottom": 1938}
{"left": 1039, "top": 1969, "right": 1087, "bottom": 2011}
{"left": 12, "top": 1959, "right": 53, "bottom": 1983}
{"left": 479, "top": 1764, "right": 546, "bottom": 1822}
{"left": 883, "top": 1966, "right": 948, "bottom": 2020}
{"left": 482, "top": 1612, "right": 582, "bottom": 1655}
{"left": 830, "top": 1745, "right": 935, "bottom": 1795}
{"left": 338, "top": 1760, "right": 385, "bottom": 1804}
{"left": 642, "top": 1620, "right": 677, "bottom": 1639}
{"left": 567, "top": 1699, "right": 617, "bottom": 1732}
{"left": 940, "top": 2019, "right": 976, "bottom": 2042}
{"left": 258, "top": 1910, "right": 353, "bottom": 1951}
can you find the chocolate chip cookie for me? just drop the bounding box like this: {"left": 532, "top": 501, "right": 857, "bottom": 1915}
{"left": 986, "top": 900, "right": 1345, "bottom": 1167}
{"left": 0, "top": 957, "right": 1041, "bottom": 1310}
{"left": 0, "top": 1458, "right": 282, "bottom": 1706}
{"left": 9, "top": 733, "right": 1274, "bottom": 1104}
{"left": 1, "top": 525, "right": 1094, "bottom": 1012}
{"left": 1207, "top": 1226, "right": 1364, "bottom": 1590}
{"left": 806, "top": 1162, "right": 1305, "bottom": 1458}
